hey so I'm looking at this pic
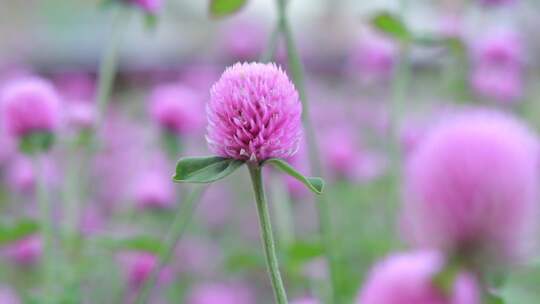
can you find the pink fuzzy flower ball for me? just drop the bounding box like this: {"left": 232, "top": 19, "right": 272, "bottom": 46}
{"left": 117, "top": 251, "right": 172, "bottom": 289}
{"left": 357, "top": 251, "right": 480, "bottom": 304}
{"left": 207, "top": 62, "right": 302, "bottom": 162}
{"left": 0, "top": 77, "right": 61, "bottom": 139}
{"left": 149, "top": 84, "right": 204, "bottom": 135}
{"left": 129, "top": 0, "right": 162, "bottom": 14}
{"left": 132, "top": 170, "right": 174, "bottom": 210}
{"left": 4, "top": 235, "right": 42, "bottom": 266}
{"left": 403, "top": 111, "right": 539, "bottom": 266}
{"left": 187, "top": 283, "right": 254, "bottom": 304}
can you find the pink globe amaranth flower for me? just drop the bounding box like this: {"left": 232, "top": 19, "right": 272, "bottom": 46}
{"left": 471, "top": 66, "right": 523, "bottom": 103}
{"left": 221, "top": 22, "right": 266, "bottom": 61}
{"left": 0, "top": 77, "right": 61, "bottom": 139}
{"left": 478, "top": 0, "right": 516, "bottom": 6}
{"left": 128, "top": 0, "right": 162, "bottom": 14}
{"left": 403, "top": 110, "right": 539, "bottom": 266}
{"left": 291, "top": 298, "right": 319, "bottom": 304}
{"left": 149, "top": 84, "right": 204, "bottom": 136}
{"left": 187, "top": 282, "right": 254, "bottom": 304}
{"left": 4, "top": 235, "right": 42, "bottom": 266}
{"left": 132, "top": 169, "right": 175, "bottom": 210}
{"left": 64, "top": 102, "right": 96, "bottom": 130}
{"left": 472, "top": 29, "right": 523, "bottom": 70}
{"left": 0, "top": 286, "right": 20, "bottom": 304}
{"left": 117, "top": 251, "right": 173, "bottom": 289}
{"left": 206, "top": 62, "right": 302, "bottom": 162}
{"left": 349, "top": 32, "right": 398, "bottom": 83}
{"left": 357, "top": 251, "right": 480, "bottom": 304}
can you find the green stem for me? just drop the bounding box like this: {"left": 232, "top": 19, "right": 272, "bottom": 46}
{"left": 274, "top": 1, "right": 340, "bottom": 303}
{"left": 248, "top": 164, "right": 288, "bottom": 304}
{"left": 33, "top": 155, "right": 56, "bottom": 304}
{"left": 95, "top": 8, "right": 129, "bottom": 128}
{"left": 261, "top": 25, "right": 281, "bottom": 63}
{"left": 134, "top": 186, "right": 205, "bottom": 304}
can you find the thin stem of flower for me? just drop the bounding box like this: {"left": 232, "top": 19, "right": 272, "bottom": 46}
{"left": 248, "top": 164, "right": 288, "bottom": 304}
{"left": 134, "top": 186, "right": 206, "bottom": 304}
{"left": 274, "top": 1, "right": 340, "bottom": 303}
{"left": 261, "top": 25, "right": 281, "bottom": 63}
{"left": 95, "top": 8, "right": 129, "bottom": 128}
{"left": 33, "top": 155, "right": 57, "bottom": 304}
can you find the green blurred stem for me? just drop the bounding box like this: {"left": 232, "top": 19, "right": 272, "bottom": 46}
{"left": 95, "top": 8, "right": 129, "bottom": 127}
{"left": 248, "top": 164, "right": 288, "bottom": 304}
{"left": 33, "top": 155, "right": 56, "bottom": 303}
{"left": 134, "top": 186, "right": 205, "bottom": 304}
{"left": 274, "top": 0, "right": 341, "bottom": 303}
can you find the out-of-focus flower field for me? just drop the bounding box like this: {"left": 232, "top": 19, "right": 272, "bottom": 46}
{"left": 1, "top": 0, "right": 540, "bottom": 303}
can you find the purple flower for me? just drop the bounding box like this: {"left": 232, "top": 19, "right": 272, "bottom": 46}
{"left": 349, "top": 32, "right": 398, "bottom": 83}
{"left": 128, "top": 0, "right": 162, "bottom": 14}
{"left": 149, "top": 84, "right": 204, "bottom": 136}
{"left": 64, "top": 102, "right": 96, "bottom": 130}
{"left": 357, "top": 251, "right": 480, "bottom": 304}
{"left": 0, "top": 77, "right": 61, "bottom": 138}
{"left": 470, "top": 29, "right": 524, "bottom": 103}
{"left": 3, "top": 235, "right": 42, "bottom": 266}
{"left": 207, "top": 62, "right": 302, "bottom": 162}
{"left": 403, "top": 110, "right": 539, "bottom": 266}
{"left": 187, "top": 283, "right": 254, "bottom": 304}
{"left": 132, "top": 169, "right": 175, "bottom": 210}
{"left": 117, "top": 251, "right": 172, "bottom": 289}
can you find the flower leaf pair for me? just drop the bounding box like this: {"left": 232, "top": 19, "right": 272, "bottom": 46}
{"left": 173, "top": 156, "right": 324, "bottom": 194}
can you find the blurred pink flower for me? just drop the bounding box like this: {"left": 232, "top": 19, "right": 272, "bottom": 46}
{"left": 149, "top": 84, "right": 204, "bottom": 136}
{"left": 117, "top": 251, "right": 173, "bottom": 289}
{"left": 4, "top": 235, "right": 42, "bottom": 266}
{"left": 349, "top": 33, "right": 398, "bottom": 83}
{"left": 0, "top": 286, "right": 20, "bottom": 304}
{"left": 0, "top": 77, "right": 61, "bottom": 138}
{"left": 128, "top": 0, "right": 162, "bottom": 14}
{"left": 470, "top": 29, "right": 524, "bottom": 103}
{"left": 291, "top": 298, "right": 319, "bottom": 304}
{"left": 357, "top": 251, "right": 480, "bottom": 304}
{"left": 478, "top": 0, "right": 516, "bottom": 6}
{"left": 221, "top": 22, "right": 266, "bottom": 61}
{"left": 207, "top": 63, "right": 302, "bottom": 162}
{"left": 132, "top": 169, "right": 175, "bottom": 210}
{"left": 64, "top": 102, "right": 96, "bottom": 130}
{"left": 403, "top": 110, "right": 539, "bottom": 266}
{"left": 52, "top": 71, "right": 95, "bottom": 102}
{"left": 187, "top": 282, "right": 254, "bottom": 304}
{"left": 5, "top": 155, "right": 58, "bottom": 194}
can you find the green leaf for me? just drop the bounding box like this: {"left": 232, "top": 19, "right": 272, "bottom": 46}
{"left": 263, "top": 158, "right": 324, "bottom": 194}
{"left": 370, "top": 12, "right": 411, "bottom": 42}
{"left": 173, "top": 156, "right": 244, "bottom": 184}
{"left": 209, "top": 0, "right": 248, "bottom": 18}
{"left": 114, "top": 236, "right": 164, "bottom": 255}
{"left": 19, "top": 132, "right": 54, "bottom": 155}
{"left": 485, "top": 291, "right": 505, "bottom": 304}
{"left": 0, "top": 219, "right": 40, "bottom": 245}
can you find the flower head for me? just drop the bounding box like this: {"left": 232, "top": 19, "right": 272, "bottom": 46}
{"left": 0, "top": 77, "right": 61, "bottom": 138}
{"left": 187, "top": 282, "right": 254, "bottom": 304}
{"left": 149, "top": 83, "right": 204, "bottom": 135}
{"left": 403, "top": 110, "right": 539, "bottom": 266}
{"left": 4, "top": 235, "right": 42, "bottom": 266}
{"left": 206, "top": 62, "right": 302, "bottom": 162}
{"left": 128, "top": 0, "right": 162, "bottom": 14}
{"left": 357, "top": 251, "right": 480, "bottom": 304}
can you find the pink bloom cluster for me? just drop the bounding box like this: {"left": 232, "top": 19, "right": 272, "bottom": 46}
{"left": 128, "top": 0, "right": 162, "bottom": 14}
{"left": 403, "top": 110, "right": 539, "bottom": 265}
{"left": 149, "top": 83, "right": 204, "bottom": 136}
{"left": 349, "top": 33, "right": 398, "bottom": 83}
{"left": 0, "top": 77, "right": 61, "bottom": 138}
{"left": 471, "top": 30, "right": 524, "bottom": 103}
{"left": 358, "top": 251, "right": 480, "bottom": 304}
{"left": 207, "top": 62, "right": 302, "bottom": 162}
